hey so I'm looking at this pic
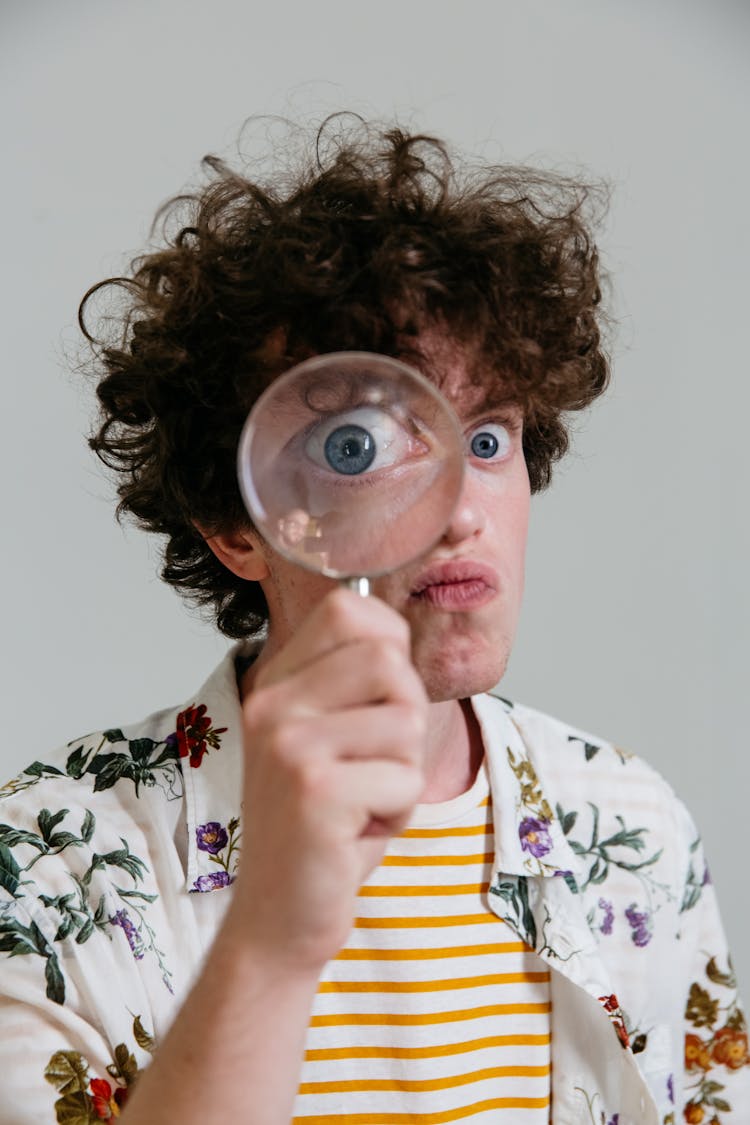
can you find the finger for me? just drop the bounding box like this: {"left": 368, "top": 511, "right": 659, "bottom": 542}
{"left": 255, "top": 587, "right": 410, "bottom": 686}
{"left": 249, "top": 637, "right": 426, "bottom": 727}
{"left": 272, "top": 704, "right": 427, "bottom": 769}
{"left": 328, "top": 756, "right": 427, "bottom": 837}
{"left": 314, "top": 758, "right": 425, "bottom": 837}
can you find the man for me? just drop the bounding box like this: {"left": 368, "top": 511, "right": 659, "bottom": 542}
{"left": 0, "top": 119, "right": 746, "bottom": 1123}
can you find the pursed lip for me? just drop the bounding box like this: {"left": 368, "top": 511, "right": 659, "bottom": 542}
{"left": 409, "top": 559, "right": 500, "bottom": 606}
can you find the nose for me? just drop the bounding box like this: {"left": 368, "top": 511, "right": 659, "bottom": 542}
{"left": 440, "top": 468, "right": 486, "bottom": 545}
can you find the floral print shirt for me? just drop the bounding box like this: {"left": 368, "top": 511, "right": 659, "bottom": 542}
{"left": 0, "top": 646, "right": 746, "bottom": 1123}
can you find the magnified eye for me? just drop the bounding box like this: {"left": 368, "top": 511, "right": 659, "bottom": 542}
{"left": 305, "top": 406, "right": 425, "bottom": 477}
{"left": 467, "top": 422, "right": 511, "bottom": 461}
{"left": 323, "top": 423, "right": 376, "bottom": 475}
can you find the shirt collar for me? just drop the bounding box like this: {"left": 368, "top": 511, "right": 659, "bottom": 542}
{"left": 180, "top": 654, "right": 585, "bottom": 894}
{"left": 179, "top": 644, "right": 248, "bottom": 893}
{"left": 470, "top": 692, "right": 587, "bottom": 886}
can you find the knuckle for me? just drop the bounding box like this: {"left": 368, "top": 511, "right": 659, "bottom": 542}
{"left": 265, "top": 722, "right": 301, "bottom": 765}
{"left": 250, "top": 718, "right": 330, "bottom": 801}
{"left": 397, "top": 763, "right": 426, "bottom": 806}
{"left": 363, "top": 641, "right": 426, "bottom": 709}
{"left": 401, "top": 704, "right": 428, "bottom": 746}
{"left": 243, "top": 693, "right": 302, "bottom": 764}
{"left": 369, "top": 636, "right": 404, "bottom": 679}
{"left": 243, "top": 681, "right": 291, "bottom": 734}
{"left": 293, "top": 756, "right": 330, "bottom": 802}
{"left": 242, "top": 688, "right": 271, "bottom": 736}
{"left": 320, "top": 587, "right": 360, "bottom": 635}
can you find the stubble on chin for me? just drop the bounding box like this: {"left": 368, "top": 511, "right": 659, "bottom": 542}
{"left": 412, "top": 633, "right": 512, "bottom": 704}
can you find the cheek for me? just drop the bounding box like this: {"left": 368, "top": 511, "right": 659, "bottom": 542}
{"left": 490, "top": 469, "right": 530, "bottom": 576}
{"left": 262, "top": 560, "right": 335, "bottom": 631}
{"left": 508, "top": 494, "right": 530, "bottom": 570}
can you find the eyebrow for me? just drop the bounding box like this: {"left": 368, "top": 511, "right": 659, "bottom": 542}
{"left": 450, "top": 393, "right": 524, "bottom": 425}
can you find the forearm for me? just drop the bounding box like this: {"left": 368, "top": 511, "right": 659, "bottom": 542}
{"left": 122, "top": 923, "right": 322, "bottom": 1123}
{"left": 120, "top": 593, "right": 426, "bottom": 1123}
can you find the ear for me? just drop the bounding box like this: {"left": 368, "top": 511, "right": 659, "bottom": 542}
{"left": 198, "top": 525, "right": 271, "bottom": 582}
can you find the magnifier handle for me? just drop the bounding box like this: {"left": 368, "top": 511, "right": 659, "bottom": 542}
{"left": 343, "top": 576, "right": 371, "bottom": 597}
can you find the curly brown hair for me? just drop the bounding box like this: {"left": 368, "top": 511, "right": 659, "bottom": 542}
{"left": 83, "top": 117, "right": 610, "bottom": 639}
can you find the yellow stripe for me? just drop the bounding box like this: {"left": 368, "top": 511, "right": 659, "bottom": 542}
{"left": 381, "top": 853, "right": 494, "bottom": 867}
{"left": 335, "top": 942, "right": 527, "bottom": 961}
{"left": 359, "top": 883, "right": 490, "bottom": 897}
{"left": 293, "top": 1095, "right": 550, "bottom": 1123}
{"left": 309, "top": 1002, "right": 551, "bottom": 1027}
{"left": 399, "top": 825, "right": 490, "bottom": 838}
{"left": 299, "top": 1062, "right": 551, "bottom": 1094}
{"left": 304, "top": 1032, "right": 552, "bottom": 1061}
{"left": 318, "top": 972, "right": 550, "bottom": 994}
{"left": 354, "top": 913, "right": 498, "bottom": 929}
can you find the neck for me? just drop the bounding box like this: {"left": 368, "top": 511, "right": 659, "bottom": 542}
{"left": 237, "top": 647, "right": 484, "bottom": 806}
{"left": 419, "top": 697, "right": 484, "bottom": 803}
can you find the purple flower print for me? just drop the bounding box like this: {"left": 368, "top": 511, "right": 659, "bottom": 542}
{"left": 553, "top": 868, "right": 578, "bottom": 891}
{"left": 607, "top": 1116, "right": 620, "bottom": 1125}
{"left": 196, "top": 821, "right": 228, "bottom": 855}
{"left": 667, "top": 1073, "right": 674, "bottom": 1104}
{"left": 625, "top": 903, "right": 652, "bottom": 948}
{"left": 191, "top": 871, "right": 234, "bottom": 893}
{"left": 109, "top": 909, "right": 144, "bottom": 960}
{"left": 519, "top": 816, "right": 552, "bottom": 858}
{"left": 598, "top": 897, "right": 614, "bottom": 936}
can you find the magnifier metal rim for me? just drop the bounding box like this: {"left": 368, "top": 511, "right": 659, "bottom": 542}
{"left": 236, "top": 350, "right": 465, "bottom": 579}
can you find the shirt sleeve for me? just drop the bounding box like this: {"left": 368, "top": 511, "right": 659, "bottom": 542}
{"left": 677, "top": 816, "right": 750, "bottom": 1122}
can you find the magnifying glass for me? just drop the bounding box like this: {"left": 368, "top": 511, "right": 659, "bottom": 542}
{"left": 237, "top": 352, "right": 465, "bottom": 595}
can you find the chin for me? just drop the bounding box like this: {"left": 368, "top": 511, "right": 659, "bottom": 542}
{"left": 418, "top": 648, "right": 510, "bottom": 703}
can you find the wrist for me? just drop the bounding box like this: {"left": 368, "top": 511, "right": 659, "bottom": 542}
{"left": 217, "top": 903, "right": 332, "bottom": 986}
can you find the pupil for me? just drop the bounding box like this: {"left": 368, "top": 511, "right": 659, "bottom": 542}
{"left": 324, "top": 424, "right": 377, "bottom": 475}
{"left": 471, "top": 431, "right": 498, "bottom": 458}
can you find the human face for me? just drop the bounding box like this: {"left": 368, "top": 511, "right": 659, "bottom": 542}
{"left": 251, "top": 339, "right": 531, "bottom": 703}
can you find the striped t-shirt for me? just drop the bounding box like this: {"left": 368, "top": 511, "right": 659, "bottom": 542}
{"left": 292, "top": 760, "right": 552, "bottom": 1123}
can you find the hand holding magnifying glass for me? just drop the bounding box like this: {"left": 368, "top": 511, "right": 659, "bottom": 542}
{"left": 237, "top": 352, "right": 465, "bottom": 594}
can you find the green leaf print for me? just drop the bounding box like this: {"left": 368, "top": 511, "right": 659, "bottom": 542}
{"left": 0, "top": 806, "right": 172, "bottom": 1003}
{"left": 44, "top": 954, "right": 65, "bottom": 1005}
{"left": 0, "top": 844, "right": 21, "bottom": 896}
{"left": 0, "top": 908, "right": 64, "bottom": 1002}
{"left": 489, "top": 876, "right": 537, "bottom": 949}
{"left": 80, "top": 811, "right": 95, "bottom": 844}
{"left": 557, "top": 801, "right": 666, "bottom": 902}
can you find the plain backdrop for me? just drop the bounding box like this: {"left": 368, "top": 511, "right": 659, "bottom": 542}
{"left": 1, "top": 0, "right": 748, "bottom": 996}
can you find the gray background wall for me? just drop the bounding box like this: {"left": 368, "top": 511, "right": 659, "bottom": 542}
{"left": 1, "top": 0, "right": 748, "bottom": 994}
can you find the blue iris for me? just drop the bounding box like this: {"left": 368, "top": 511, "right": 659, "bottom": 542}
{"left": 470, "top": 431, "right": 499, "bottom": 458}
{"left": 323, "top": 424, "right": 377, "bottom": 475}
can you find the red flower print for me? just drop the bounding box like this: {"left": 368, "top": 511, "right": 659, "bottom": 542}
{"left": 685, "top": 1032, "right": 711, "bottom": 1071}
{"left": 174, "top": 704, "right": 228, "bottom": 768}
{"left": 710, "top": 1025, "right": 749, "bottom": 1070}
{"left": 598, "top": 994, "right": 631, "bottom": 1050}
{"left": 90, "top": 1077, "right": 128, "bottom": 1119}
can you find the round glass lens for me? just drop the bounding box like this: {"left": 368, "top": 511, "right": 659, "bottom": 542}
{"left": 237, "top": 352, "right": 465, "bottom": 579}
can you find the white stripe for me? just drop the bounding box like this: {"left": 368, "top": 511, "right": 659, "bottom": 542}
{"left": 294, "top": 776, "right": 551, "bottom": 1121}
